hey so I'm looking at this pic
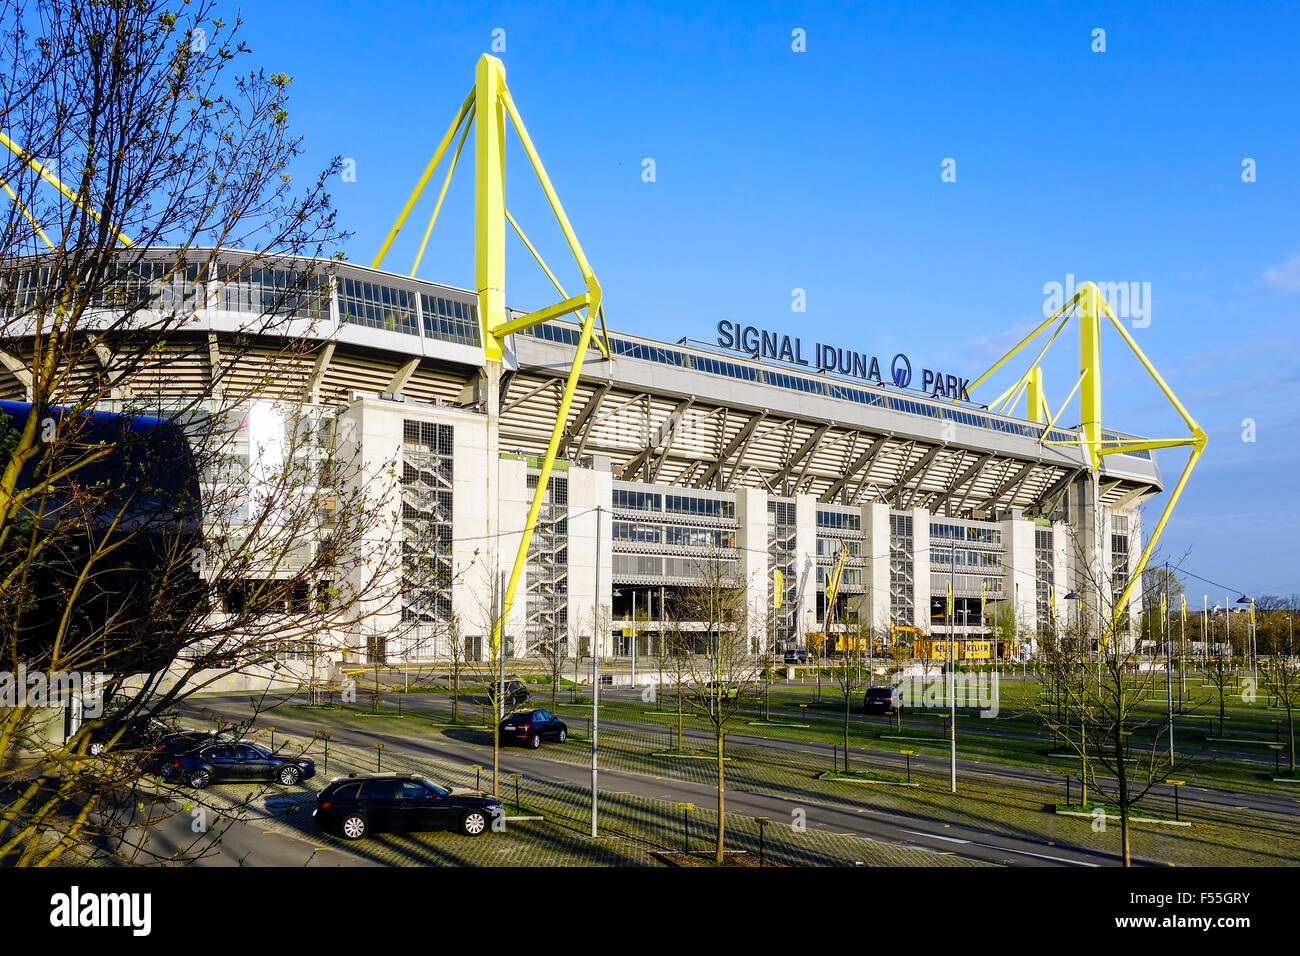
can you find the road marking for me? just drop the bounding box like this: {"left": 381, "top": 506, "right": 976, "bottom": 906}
{"left": 901, "top": 829, "right": 1099, "bottom": 866}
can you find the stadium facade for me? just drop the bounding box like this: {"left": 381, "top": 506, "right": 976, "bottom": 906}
{"left": 0, "top": 250, "right": 1162, "bottom": 665}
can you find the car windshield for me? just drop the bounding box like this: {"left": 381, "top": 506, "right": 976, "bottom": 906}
{"left": 420, "top": 778, "right": 449, "bottom": 795}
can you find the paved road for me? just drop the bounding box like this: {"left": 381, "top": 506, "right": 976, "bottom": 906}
{"left": 176, "top": 693, "right": 1150, "bottom": 867}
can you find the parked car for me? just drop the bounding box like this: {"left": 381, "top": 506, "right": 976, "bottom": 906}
{"left": 699, "top": 681, "right": 740, "bottom": 701}
{"left": 145, "top": 729, "right": 240, "bottom": 776}
{"left": 171, "top": 742, "right": 315, "bottom": 788}
{"left": 85, "top": 715, "right": 175, "bottom": 756}
{"left": 783, "top": 649, "right": 810, "bottom": 665}
{"left": 485, "top": 678, "right": 530, "bottom": 707}
{"left": 313, "top": 772, "right": 502, "bottom": 839}
{"left": 863, "top": 686, "right": 905, "bottom": 714}
{"left": 498, "top": 709, "right": 567, "bottom": 748}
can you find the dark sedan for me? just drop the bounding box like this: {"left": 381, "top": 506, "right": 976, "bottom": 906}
{"left": 314, "top": 773, "right": 502, "bottom": 839}
{"left": 497, "top": 709, "right": 567, "bottom": 748}
{"left": 145, "top": 730, "right": 240, "bottom": 776}
{"left": 485, "top": 679, "right": 531, "bottom": 707}
{"left": 85, "top": 715, "right": 174, "bottom": 756}
{"left": 171, "top": 743, "right": 315, "bottom": 788}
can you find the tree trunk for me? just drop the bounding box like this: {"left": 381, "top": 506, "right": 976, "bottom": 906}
{"left": 1115, "top": 730, "right": 1131, "bottom": 866}
{"left": 676, "top": 676, "right": 683, "bottom": 750}
{"left": 715, "top": 728, "right": 725, "bottom": 865}
{"left": 843, "top": 691, "right": 851, "bottom": 772}
{"left": 1289, "top": 706, "right": 1296, "bottom": 774}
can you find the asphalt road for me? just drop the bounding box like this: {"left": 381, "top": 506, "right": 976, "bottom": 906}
{"left": 173, "top": 691, "right": 1175, "bottom": 867}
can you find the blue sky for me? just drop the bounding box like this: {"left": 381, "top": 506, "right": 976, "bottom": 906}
{"left": 235, "top": 0, "right": 1299, "bottom": 598}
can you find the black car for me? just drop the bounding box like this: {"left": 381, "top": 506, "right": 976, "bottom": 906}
{"left": 783, "top": 649, "right": 810, "bottom": 665}
{"left": 85, "top": 715, "right": 174, "bottom": 756}
{"left": 498, "top": 709, "right": 567, "bottom": 748}
{"left": 486, "top": 679, "right": 531, "bottom": 707}
{"left": 863, "top": 686, "right": 904, "bottom": 714}
{"left": 145, "top": 729, "right": 239, "bottom": 776}
{"left": 171, "top": 742, "right": 315, "bottom": 788}
{"left": 313, "top": 773, "right": 502, "bottom": 839}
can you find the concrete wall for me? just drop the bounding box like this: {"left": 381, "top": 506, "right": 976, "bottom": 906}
{"left": 1001, "top": 515, "right": 1038, "bottom": 648}
{"left": 567, "top": 460, "right": 612, "bottom": 658}
{"left": 910, "top": 507, "right": 931, "bottom": 632}
{"left": 793, "top": 494, "right": 818, "bottom": 646}
{"left": 863, "top": 502, "right": 892, "bottom": 634}
{"left": 735, "top": 486, "right": 770, "bottom": 652}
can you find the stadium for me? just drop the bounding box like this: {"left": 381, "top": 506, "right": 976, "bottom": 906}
{"left": 0, "top": 55, "right": 1193, "bottom": 675}
{"left": 0, "top": 247, "right": 1163, "bottom": 668}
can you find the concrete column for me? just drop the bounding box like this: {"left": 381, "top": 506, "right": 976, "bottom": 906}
{"left": 793, "top": 494, "right": 818, "bottom": 647}
{"left": 497, "top": 455, "right": 529, "bottom": 656}
{"left": 863, "top": 502, "right": 892, "bottom": 635}
{"left": 1000, "top": 514, "right": 1038, "bottom": 651}
{"left": 451, "top": 412, "right": 490, "bottom": 661}
{"left": 735, "top": 486, "right": 769, "bottom": 653}
{"left": 1052, "top": 519, "right": 1071, "bottom": 636}
{"left": 567, "top": 459, "right": 612, "bottom": 658}
{"left": 568, "top": 457, "right": 611, "bottom": 658}
{"left": 910, "top": 507, "right": 931, "bottom": 633}
{"left": 336, "top": 399, "right": 403, "bottom": 665}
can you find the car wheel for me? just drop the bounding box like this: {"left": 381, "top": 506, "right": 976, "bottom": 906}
{"left": 88, "top": 741, "right": 106, "bottom": 756}
{"left": 558, "top": 729, "right": 567, "bottom": 743}
{"left": 339, "top": 814, "right": 368, "bottom": 840}
{"left": 189, "top": 769, "right": 212, "bottom": 789}
{"left": 278, "top": 765, "right": 302, "bottom": 786}
{"left": 528, "top": 734, "right": 541, "bottom": 749}
{"left": 460, "top": 810, "right": 488, "bottom": 836}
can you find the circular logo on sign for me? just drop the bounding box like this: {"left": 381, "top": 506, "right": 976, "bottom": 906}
{"left": 891, "top": 353, "right": 912, "bottom": 388}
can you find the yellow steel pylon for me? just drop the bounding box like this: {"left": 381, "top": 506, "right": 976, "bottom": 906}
{"left": 374, "top": 54, "right": 611, "bottom": 657}
{"left": 966, "top": 281, "right": 1207, "bottom": 648}
{"left": 0, "top": 130, "right": 135, "bottom": 248}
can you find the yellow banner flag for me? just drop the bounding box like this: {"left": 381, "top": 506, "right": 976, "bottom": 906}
{"left": 981, "top": 580, "right": 987, "bottom": 619}
{"left": 947, "top": 581, "right": 954, "bottom": 618}
{"left": 1181, "top": 594, "right": 1187, "bottom": 626}
{"left": 1049, "top": 585, "right": 1055, "bottom": 619}
{"left": 773, "top": 569, "right": 783, "bottom": 609}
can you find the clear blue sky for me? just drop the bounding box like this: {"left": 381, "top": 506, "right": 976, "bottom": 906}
{"left": 235, "top": 0, "right": 1300, "bottom": 599}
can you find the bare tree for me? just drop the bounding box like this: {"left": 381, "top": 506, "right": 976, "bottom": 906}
{"left": 831, "top": 611, "right": 871, "bottom": 772}
{"left": 1201, "top": 651, "right": 1237, "bottom": 739}
{"left": 0, "top": 0, "right": 459, "bottom": 865}
{"left": 1258, "top": 626, "right": 1299, "bottom": 775}
{"left": 673, "top": 558, "right": 758, "bottom": 865}
{"left": 1027, "top": 527, "right": 1203, "bottom": 866}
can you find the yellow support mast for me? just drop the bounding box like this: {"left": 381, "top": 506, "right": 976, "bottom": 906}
{"left": 965, "top": 281, "right": 1206, "bottom": 650}
{"left": 374, "top": 54, "right": 612, "bottom": 661}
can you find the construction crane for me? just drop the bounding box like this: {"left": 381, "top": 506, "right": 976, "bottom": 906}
{"left": 818, "top": 542, "right": 850, "bottom": 656}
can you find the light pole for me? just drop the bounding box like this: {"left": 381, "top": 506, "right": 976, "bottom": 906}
{"left": 947, "top": 542, "right": 957, "bottom": 794}
{"left": 1237, "top": 594, "right": 1256, "bottom": 686}
{"left": 591, "top": 505, "right": 602, "bottom": 837}
{"left": 1065, "top": 590, "right": 1094, "bottom": 695}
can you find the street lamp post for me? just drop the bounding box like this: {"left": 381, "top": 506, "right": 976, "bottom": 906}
{"left": 1237, "top": 594, "right": 1257, "bottom": 686}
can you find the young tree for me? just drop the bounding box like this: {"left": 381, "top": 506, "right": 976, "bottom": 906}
{"left": 1202, "top": 651, "right": 1236, "bottom": 738}
{"left": 541, "top": 620, "right": 567, "bottom": 711}
{"left": 832, "top": 612, "right": 871, "bottom": 771}
{"left": 1258, "top": 628, "right": 1299, "bottom": 775}
{"left": 674, "top": 558, "right": 758, "bottom": 865}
